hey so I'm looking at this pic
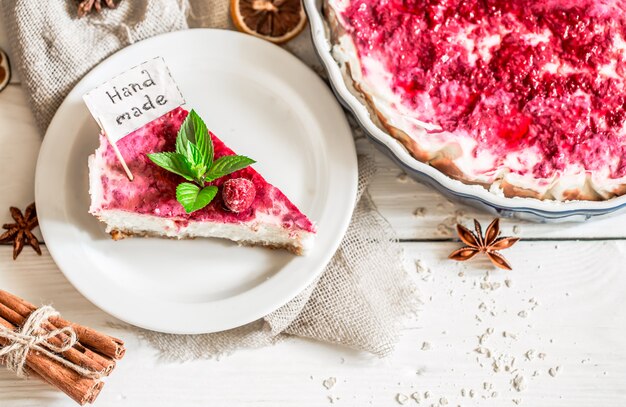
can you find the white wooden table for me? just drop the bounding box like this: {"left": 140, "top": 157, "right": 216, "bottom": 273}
{"left": 1, "top": 22, "right": 626, "bottom": 407}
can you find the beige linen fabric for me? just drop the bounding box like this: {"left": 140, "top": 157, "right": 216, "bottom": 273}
{"left": 2, "top": 0, "right": 420, "bottom": 357}
{"left": 1, "top": 0, "right": 188, "bottom": 132}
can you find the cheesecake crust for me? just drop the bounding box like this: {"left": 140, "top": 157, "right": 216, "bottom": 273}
{"left": 108, "top": 228, "right": 304, "bottom": 255}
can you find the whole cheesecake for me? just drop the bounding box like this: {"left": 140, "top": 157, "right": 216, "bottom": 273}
{"left": 88, "top": 107, "right": 316, "bottom": 255}
{"left": 326, "top": 0, "right": 626, "bottom": 200}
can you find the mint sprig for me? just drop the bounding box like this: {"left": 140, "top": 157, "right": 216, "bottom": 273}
{"left": 147, "top": 110, "right": 255, "bottom": 213}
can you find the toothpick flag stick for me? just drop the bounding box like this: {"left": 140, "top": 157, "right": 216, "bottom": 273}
{"left": 96, "top": 118, "right": 134, "bottom": 182}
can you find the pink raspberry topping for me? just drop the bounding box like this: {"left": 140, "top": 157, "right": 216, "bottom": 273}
{"left": 222, "top": 178, "right": 256, "bottom": 213}
{"left": 340, "top": 0, "right": 626, "bottom": 179}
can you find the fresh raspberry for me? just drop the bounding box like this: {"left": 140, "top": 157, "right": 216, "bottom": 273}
{"left": 222, "top": 178, "right": 256, "bottom": 213}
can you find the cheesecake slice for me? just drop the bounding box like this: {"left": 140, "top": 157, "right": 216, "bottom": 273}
{"left": 88, "top": 107, "right": 316, "bottom": 255}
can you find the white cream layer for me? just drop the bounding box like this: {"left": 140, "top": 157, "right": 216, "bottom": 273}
{"left": 93, "top": 208, "right": 314, "bottom": 253}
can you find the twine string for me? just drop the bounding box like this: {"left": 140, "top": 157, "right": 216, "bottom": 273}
{"left": 0, "top": 306, "right": 101, "bottom": 379}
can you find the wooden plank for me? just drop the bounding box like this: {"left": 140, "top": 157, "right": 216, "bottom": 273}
{"left": 0, "top": 85, "right": 41, "bottom": 240}
{"left": 0, "top": 241, "right": 624, "bottom": 406}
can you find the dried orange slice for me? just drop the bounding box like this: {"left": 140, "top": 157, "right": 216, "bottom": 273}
{"left": 0, "top": 48, "right": 10, "bottom": 93}
{"left": 231, "top": 0, "right": 307, "bottom": 44}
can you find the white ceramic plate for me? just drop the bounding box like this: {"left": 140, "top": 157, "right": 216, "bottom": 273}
{"left": 35, "top": 29, "right": 357, "bottom": 334}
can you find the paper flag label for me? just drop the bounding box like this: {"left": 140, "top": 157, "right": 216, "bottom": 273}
{"left": 83, "top": 57, "right": 185, "bottom": 143}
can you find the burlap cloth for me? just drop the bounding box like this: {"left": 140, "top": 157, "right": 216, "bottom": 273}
{"left": 1, "top": 0, "right": 420, "bottom": 358}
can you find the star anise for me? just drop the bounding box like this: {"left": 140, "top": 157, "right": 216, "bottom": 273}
{"left": 0, "top": 203, "right": 42, "bottom": 260}
{"left": 76, "top": 0, "right": 120, "bottom": 17}
{"left": 448, "top": 218, "right": 519, "bottom": 270}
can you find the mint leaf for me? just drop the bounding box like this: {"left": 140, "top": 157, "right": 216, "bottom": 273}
{"left": 206, "top": 155, "right": 256, "bottom": 181}
{"left": 177, "top": 110, "right": 213, "bottom": 168}
{"left": 146, "top": 109, "right": 256, "bottom": 214}
{"left": 186, "top": 142, "right": 206, "bottom": 178}
{"left": 175, "top": 183, "right": 218, "bottom": 213}
{"left": 175, "top": 118, "right": 190, "bottom": 156}
{"left": 175, "top": 129, "right": 188, "bottom": 157}
{"left": 179, "top": 110, "right": 197, "bottom": 144}
{"left": 147, "top": 152, "right": 195, "bottom": 182}
{"left": 190, "top": 111, "right": 213, "bottom": 169}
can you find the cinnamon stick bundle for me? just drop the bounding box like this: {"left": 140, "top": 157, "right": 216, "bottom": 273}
{"left": 0, "top": 291, "right": 125, "bottom": 360}
{"left": 0, "top": 290, "right": 126, "bottom": 405}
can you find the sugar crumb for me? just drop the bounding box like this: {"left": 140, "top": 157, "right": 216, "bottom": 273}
{"left": 548, "top": 366, "right": 561, "bottom": 377}
{"left": 323, "top": 377, "right": 337, "bottom": 390}
{"left": 396, "top": 393, "right": 408, "bottom": 405}
{"left": 511, "top": 374, "right": 526, "bottom": 392}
